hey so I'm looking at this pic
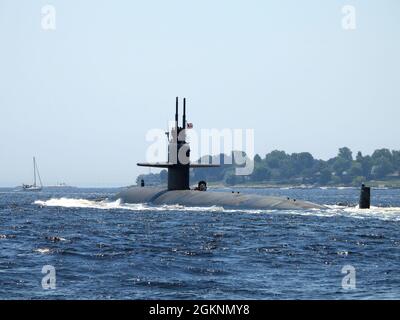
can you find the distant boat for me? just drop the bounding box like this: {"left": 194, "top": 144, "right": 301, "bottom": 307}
{"left": 22, "top": 157, "right": 43, "bottom": 191}
{"left": 46, "top": 182, "right": 77, "bottom": 190}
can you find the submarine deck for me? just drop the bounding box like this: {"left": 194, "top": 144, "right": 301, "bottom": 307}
{"left": 116, "top": 187, "right": 326, "bottom": 210}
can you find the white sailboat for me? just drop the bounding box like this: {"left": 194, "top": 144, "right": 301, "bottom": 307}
{"left": 22, "top": 157, "right": 43, "bottom": 191}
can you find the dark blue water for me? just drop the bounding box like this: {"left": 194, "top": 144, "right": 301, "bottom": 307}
{"left": 1, "top": 187, "right": 399, "bottom": 299}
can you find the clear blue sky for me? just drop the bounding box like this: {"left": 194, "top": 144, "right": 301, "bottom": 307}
{"left": 0, "top": 0, "right": 399, "bottom": 187}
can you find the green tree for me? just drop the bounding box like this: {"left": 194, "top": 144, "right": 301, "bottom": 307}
{"left": 371, "top": 149, "right": 392, "bottom": 162}
{"left": 332, "top": 147, "right": 353, "bottom": 177}
{"left": 333, "top": 157, "right": 351, "bottom": 176}
{"left": 251, "top": 166, "right": 271, "bottom": 182}
{"left": 371, "top": 158, "right": 394, "bottom": 179}
{"left": 319, "top": 169, "right": 332, "bottom": 184}
{"left": 392, "top": 150, "right": 400, "bottom": 171}
{"left": 254, "top": 154, "right": 262, "bottom": 163}
{"left": 356, "top": 151, "right": 363, "bottom": 162}
{"left": 338, "top": 147, "right": 353, "bottom": 161}
{"left": 349, "top": 162, "right": 363, "bottom": 177}
{"left": 265, "top": 150, "right": 289, "bottom": 169}
{"left": 291, "top": 152, "right": 315, "bottom": 173}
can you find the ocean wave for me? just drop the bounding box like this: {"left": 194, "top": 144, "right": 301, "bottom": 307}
{"left": 324, "top": 205, "right": 400, "bottom": 221}
{"left": 34, "top": 198, "right": 400, "bottom": 221}
{"left": 34, "top": 198, "right": 228, "bottom": 213}
{"left": 34, "top": 248, "right": 51, "bottom": 254}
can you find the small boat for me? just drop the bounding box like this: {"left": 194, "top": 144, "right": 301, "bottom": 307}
{"left": 22, "top": 157, "right": 43, "bottom": 191}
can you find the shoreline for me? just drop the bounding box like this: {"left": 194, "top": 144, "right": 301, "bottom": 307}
{"left": 2, "top": 182, "right": 400, "bottom": 190}
{"left": 207, "top": 182, "right": 400, "bottom": 189}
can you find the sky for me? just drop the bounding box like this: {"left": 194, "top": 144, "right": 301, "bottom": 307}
{"left": 0, "top": 0, "right": 399, "bottom": 187}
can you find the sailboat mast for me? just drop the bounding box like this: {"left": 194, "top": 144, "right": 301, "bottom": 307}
{"left": 33, "top": 157, "right": 36, "bottom": 187}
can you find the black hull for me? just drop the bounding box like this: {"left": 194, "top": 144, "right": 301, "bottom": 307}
{"left": 116, "top": 187, "right": 326, "bottom": 210}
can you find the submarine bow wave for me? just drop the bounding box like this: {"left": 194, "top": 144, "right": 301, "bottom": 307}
{"left": 34, "top": 198, "right": 400, "bottom": 221}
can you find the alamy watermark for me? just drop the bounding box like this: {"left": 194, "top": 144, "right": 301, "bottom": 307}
{"left": 341, "top": 5, "right": 356, "bottom": 30}
{"left": 41, "top": 265, "right": 56, "bottom": 290}
{"left": 145, "top": 125, "right": 255, "bottom": 176}
{"left": 341, "top": 265, "right": 356, "bottom": 290}
{"left": 41, "top": 5, "right": 56, "bottom": 31}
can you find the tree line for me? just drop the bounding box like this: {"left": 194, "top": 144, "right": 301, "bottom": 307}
{"left": 137, "top": 147, "right": 400, "bottom": 187}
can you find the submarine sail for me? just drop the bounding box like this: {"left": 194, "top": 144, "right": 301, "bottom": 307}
{"left": 137, "top": 97, "right": 219, "bottom": 190}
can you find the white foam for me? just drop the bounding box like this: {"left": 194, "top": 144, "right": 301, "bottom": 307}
{"left": 34, "top": 198, "right": 228, "bottom": 213}
{"left": 35, "top": 248, "right": 51, "bottom": 254}
{"left": 291, "top": 205, "right": 400, "bottom": 221}
{"left": 35, "top": 198, "right": 126, "bottom": 210}
{"left": 34, "top": 198, "right": 400, "bottom": 221}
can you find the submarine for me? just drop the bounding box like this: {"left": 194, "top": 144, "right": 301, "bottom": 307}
{"left": 116, "top": 97, "right": 326, "bottom": 210}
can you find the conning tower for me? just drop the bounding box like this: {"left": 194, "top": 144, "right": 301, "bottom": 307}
{"left": 137, "top": 97, "right": 218, "bottom": 190}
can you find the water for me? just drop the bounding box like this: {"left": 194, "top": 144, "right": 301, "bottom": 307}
{"left": 1, "top": 187, "right": 400, "bottom": 299}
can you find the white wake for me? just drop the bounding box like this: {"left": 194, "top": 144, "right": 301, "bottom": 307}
{"left": 34, "top": 198, "right": 227, "bottom": 213}
{"left": 34, "top": 198, "right": 400, "bottom": 221}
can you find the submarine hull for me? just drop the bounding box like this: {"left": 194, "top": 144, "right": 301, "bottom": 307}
{"left": 116, "top": 187, "right": 326, "bottom": 210}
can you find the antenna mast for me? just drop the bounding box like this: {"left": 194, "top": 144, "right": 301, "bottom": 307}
{"left": 183, "top": 98, "right": 186, "bottom": 129}
{"left": 175, "top": 96, "right": 179, "bottom": 136}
